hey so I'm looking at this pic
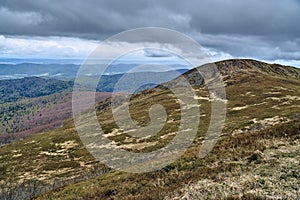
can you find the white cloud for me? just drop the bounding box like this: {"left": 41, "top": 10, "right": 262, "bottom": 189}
{"left": 0, "top": 34, "right": 299, "bottom": 68}
{"left": 0, "top": 35, "right": 99, "bottom": 58}
{"left": 270, "top": 59, "right": 300, "bottom": 68}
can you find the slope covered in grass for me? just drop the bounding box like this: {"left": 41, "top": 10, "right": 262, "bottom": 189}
{"left": 0, "top": 59, "right": 299, "bottom": 199}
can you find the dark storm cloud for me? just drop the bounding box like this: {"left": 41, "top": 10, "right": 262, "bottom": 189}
{"left": 0, "top": 0, "right": 188, "bottom": 38}
{"left": 1, "top": 0, "right": 299, "bottom": 38}
{"left": 0, "top": 0, "right": 300, "bottom": 62}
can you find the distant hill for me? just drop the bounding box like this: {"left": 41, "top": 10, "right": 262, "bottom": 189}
{"left": 0, "top": 92, "right": 111, "bottom": 145}
{"left": 0, "top": 63, "right": 79, "bottom": 80}
{"left": 0, "top": 77, "right": 73, "bottom": 103}
{"left": 95, "top": 69, "right": 189, "bottom": 92}
{"left": 0, "top": 59, "right": 299, "bottom": 199}
{"left": 0, "top": 69, "right": 189, "bottom": 104}
{"left": 0, "top": 69, "right": 188, "bottom": 144}
{"left": 0, "top": 63, "right": 188, "bottom": 80}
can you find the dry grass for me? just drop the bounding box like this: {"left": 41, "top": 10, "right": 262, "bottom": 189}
{"left": 0, "top": 61, "right": 299, "bottom": 199}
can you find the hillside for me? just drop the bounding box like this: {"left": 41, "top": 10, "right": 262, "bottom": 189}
{"left": 0, "top": 92, "right": 111, "bottom": 145}
{"left": 164, "top": 59, "right": 300, "bottom": 88}
{"left": 0, "top": 59, "right": 299, "bottom": 199}
{"left": 0, "top": 77, "right": 73, "bottom": 104}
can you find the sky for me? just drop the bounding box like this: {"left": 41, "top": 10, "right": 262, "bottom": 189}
{"left": 0, "top": 0, "right": 300, "bottom": 67}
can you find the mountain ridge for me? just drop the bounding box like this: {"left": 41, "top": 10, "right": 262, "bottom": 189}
{"left": 213, "top": 59, "right": 300, "bottom": 77}
{"left": 0, "top": 59, "right": 299, "bottom": 199}
{"left": 164, "top": 59, "right": 300, "bottom": 88}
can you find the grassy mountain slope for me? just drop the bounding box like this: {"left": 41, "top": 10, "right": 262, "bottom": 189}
{"left": 0, "top": 59, "right": 299, "bottom": 199}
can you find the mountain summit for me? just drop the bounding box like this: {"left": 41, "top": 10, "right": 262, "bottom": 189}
{"left": 165, "top": 59, "right": 300, "bottom": 88}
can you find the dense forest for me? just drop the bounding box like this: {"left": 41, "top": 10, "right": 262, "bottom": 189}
{"left": 0, "top": 77, "right": 74, "bottom": 103}
{"left": 0, "top": 92, "right": 111, "bottom": 145}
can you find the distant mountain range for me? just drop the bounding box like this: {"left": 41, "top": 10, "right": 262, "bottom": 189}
{"left": 0, "top": 62, "right": 189, "bottom": 80}
{"left": 0, "top": 69, "right": 188, "bottom": 104}
{"left": 0, "top": 68, "right": 189, "bottom": 144}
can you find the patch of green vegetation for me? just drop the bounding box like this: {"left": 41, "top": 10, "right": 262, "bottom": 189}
{"left": 0, "top": 77, "right": 73, "bottom": 104}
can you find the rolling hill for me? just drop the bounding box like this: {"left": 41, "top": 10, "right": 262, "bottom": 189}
{"left": 0, "top": 92, "right": 111, "bottom": 145}
{"left": 0, "top": 59, "right": 299, "bottom": 199}
{"left": 0, "top": 62, "right": 188, "bottom": 80}
{"left": 0, "top": 77, "right": 73, "bottom": 104}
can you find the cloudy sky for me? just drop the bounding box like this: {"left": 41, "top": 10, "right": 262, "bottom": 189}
{"left": 0, "top": 0, "right": 300, "bottom": 66}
